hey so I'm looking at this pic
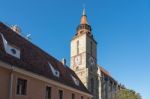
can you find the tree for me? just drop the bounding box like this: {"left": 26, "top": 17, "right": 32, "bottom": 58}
{"left": 115, "top": 89, "right": 142, "bottom": 99}
{"left": 136, "top": 93, "right": 142, "bottom": 99}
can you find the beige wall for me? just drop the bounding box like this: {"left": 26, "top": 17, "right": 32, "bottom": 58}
{"left": 71, "top": 34, "right": 87, "bottom": 69}
{"left": 0, "top": 67, "right": 10, "bottom": 99}
{"left": 71, "top": 34, "right": 87, "bottom": 57}
{"left": 71, "top": 33, "right": 99, "bottom": 99}
{"left": 0, "top": 63, "right": 92, "bottom": 99}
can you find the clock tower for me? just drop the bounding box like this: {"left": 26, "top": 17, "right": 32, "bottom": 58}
{"left": 71, "top": 8, "right": 99, "bottom": 99}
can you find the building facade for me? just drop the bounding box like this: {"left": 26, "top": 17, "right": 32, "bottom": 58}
{"left": 71, "top": 9, "right": 121, "bottom": 99}
{"left": 0, "top": 22, "right": 93, "bottom": 99}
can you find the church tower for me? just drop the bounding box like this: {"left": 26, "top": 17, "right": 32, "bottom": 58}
{"left": 71, "top": 9, "right": 99, "bottom": 99}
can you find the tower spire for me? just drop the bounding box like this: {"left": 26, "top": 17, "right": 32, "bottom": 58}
{"left": 76, "top": 8, "right": 92, "bottom": 36}
{"left": 82, "top": 7, "right": 86, "bottom": 16}
{"left": 80, "top": 8, "right": 88, "bottom": 25}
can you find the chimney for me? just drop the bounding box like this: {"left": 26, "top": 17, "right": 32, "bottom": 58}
{"left": 11, "top": 25, "right": 21, "bottom": 34}
{"left": 61, "top": 58, "right": 66, "bottom": 66}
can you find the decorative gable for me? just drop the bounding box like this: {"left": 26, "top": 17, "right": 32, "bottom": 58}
{"left": 48, "top": 62, "right": 60, "bottom": 77}
{"left": 0, "top": 33, "right": 20, "bottom": 59}
{"left": 71, "top": 75, "right": 79, "bottom": 86}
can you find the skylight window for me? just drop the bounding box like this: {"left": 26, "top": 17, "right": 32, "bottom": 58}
{"left": 71, "top": 75, "right": 79, "bottom": 86}
{"left": 48, "top": 62, "right": 60, "bottom": 77}
{"left": 0, "top": 33, "right": 20, "bottom": 59}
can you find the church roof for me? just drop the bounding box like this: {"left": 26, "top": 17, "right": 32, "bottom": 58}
{"left": 99, "top": 66, "right": 117, "bottom": 83}
{"left": 0, "top": 22, "right": 91, "bottom": 94}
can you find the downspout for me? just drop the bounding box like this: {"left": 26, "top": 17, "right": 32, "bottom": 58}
{"left": 9, "top": 66, "right": 14, "bottom": 99}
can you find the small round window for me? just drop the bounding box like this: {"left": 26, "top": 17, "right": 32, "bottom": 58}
{"left": 11, "top": 49, "right": 16, "bottom": 54}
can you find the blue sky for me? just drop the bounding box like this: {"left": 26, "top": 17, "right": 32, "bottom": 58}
{"left": 0, "top": 0, "right": 150, "bottom": 98}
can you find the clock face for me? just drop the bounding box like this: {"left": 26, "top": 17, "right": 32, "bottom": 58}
{"left": 74, "top": 55, "right": 81, "bottom": 65}
{"left": 89, "top": 57, "right": 95, "bottom": 66}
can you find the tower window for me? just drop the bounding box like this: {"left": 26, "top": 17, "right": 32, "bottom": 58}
{"left": 45, "top": 86, "right": 51, "bottom": 99}
{"left": 16, "top": 78, "right": 27, "bottom": 95}
{"left": 91, "top": 78, "right": 94, "bottom": 93}
{"left": 90, "top": 41, "right": 93, "bottom": 55}
{"left": 77, "top": 40, "right": 79, "bottom": 54}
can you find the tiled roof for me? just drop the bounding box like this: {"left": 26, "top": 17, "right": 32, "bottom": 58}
{"left": 0, "top": 22, "right": 90, "bottom": 94}
{"left": 99, "top": 66, "right": 112, "bottom": 77}
{"left": 98, "top": 65, "right": 117, "bottom": 83}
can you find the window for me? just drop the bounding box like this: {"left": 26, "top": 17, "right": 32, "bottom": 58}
{"left": 81, "top": 96, "right": 84, "bottom": 99}
{"left": 71, "top": 75, "right": 79, "bottom": 86}
{"left": 16, "top": 78, "right": 27, "bottom": 95}
{"left": 11, "top": 48, "right": 16, "bottom": 54}
{"left": 77, "top": 40, "right": 79, "bottom": 54}
{"left": 0, "top": 33, "right": 20, "bottom": 59}
{"left": 90, "top": 41, "right": 93, "bottom": 55}
{"left": 72, "top": 93, "right": 75, "bottom": 99}
{"left": 48, "top": 62, "right": 60, "bottom": 77}
{"left": 46, "top": 86, "right": 51, "bottom": 99}
{"left": 58, "top": 90, "right": 63, "bottom": 99}
{"left": 91, "top": 78, "right": 94, "bottom": 93}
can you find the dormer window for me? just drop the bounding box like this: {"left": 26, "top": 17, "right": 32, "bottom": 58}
{"left": 11, "top": 48, "right": 16, "bottom": 54}
{"left": 48, "top": 62, "right": 60, "bottom": 77}
{"left": 71, "top": 75, "right": 79, "bottom": 86}
{"left": 0, "top": 33, "right": 20, "bottom": 59}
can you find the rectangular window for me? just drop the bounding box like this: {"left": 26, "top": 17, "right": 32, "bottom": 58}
{"left": 81, "top": 96, "right": 84, "bottom": 99}
{"left": 90, "top": 41, "right": 93, "bottom": 55}
{"left": 72, "top": 93, "right": 75, "bottom": 99}
{"left": 46, "top": 86, "right": 51, "bottom": 99}
{"left": 16, "top": 78, "right": 27, "bottom": 95}
{"left": 91, "top": 78, "right": 94, "bottom": 93}
{"left": 58, "top": 90, "right": 63, "bottom": 99}
{"left": 77, "top": 40, "right": 79, "bottom": 54}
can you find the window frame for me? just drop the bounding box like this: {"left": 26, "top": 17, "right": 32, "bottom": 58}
{"left": 72, "top": 93, "right": 75, "bottom": 99}
{"left": 45, "top": 86, "right": 51, "bottom": 99}
{"left": 58, "top": 90, "right": 63, "bottom": 99}
{"left": 16, "top": 78, "right": 27, "bottom": 95}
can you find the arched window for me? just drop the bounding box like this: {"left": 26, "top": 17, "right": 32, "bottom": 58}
{"left": 77, "top": 40, "right": 79, "bottom": 54}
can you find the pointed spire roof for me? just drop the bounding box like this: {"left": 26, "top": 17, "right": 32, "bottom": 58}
{"left": 76, "top": 8, "right": 92, "bottom": 37}
{"left": 82, "top": 8, "right": 86, "bottom": 16}
{"left": 80, "top": 8, "right": 88, "bottom": 25}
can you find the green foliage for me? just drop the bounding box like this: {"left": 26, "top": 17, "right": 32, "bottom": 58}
{"left": 115, "top": 89, "right": 142, "bottom": 99}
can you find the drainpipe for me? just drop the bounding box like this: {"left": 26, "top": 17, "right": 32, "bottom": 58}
{"left": 9, "top": 66, "right": 14, "bottom": 99}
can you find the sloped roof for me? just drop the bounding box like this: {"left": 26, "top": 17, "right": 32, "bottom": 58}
{"left": 0, "top": 22, "right": 90, "bottom": 94}
{"left": 98, "top": 65, "right": 117, "bottom": 83}
{"left": 99, "top": 66, "right": 112, "bottom": 77}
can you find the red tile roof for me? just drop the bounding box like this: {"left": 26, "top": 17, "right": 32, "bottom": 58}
{"left": 0, "top": 22, "right": 90, "bottom": 94}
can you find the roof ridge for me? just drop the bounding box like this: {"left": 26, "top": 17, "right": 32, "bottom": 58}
{"left": 0, "top": 22, "right": 62, "bottom": 65}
